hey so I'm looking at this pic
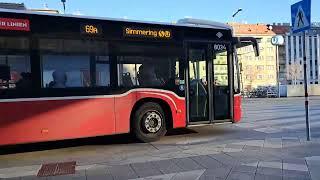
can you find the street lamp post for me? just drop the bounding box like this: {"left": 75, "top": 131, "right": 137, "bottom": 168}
{"left": 61, "top": 0, "right": 66, "bottom": 14}
{"left": 232, "top": 8, "right": 243, "bottom": 22}
{"left": 232, "top": 8, "right": 243, "bottom": 94}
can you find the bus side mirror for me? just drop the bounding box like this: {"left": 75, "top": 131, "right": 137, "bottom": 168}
{"left": 233, "top": 37, "right": 260, "bottom": 57}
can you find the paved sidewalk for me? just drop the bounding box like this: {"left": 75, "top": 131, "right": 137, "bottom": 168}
{"left": 1, "top": 98, "right": 320, "bottom": 180}
{"left": 2, "top": 134, "right": 320, "bottom": 179}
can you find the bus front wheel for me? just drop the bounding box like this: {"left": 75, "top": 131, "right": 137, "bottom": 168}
{"left": 133, "top": 102, "right": 167, "bottom": 142}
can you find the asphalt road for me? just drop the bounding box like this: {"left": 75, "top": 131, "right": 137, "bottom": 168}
{"left": 1, "top": 97, "right": 320, "bottom": 179}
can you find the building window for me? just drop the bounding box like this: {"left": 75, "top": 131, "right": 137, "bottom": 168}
{"left": 257, "top": 65, "right": 264, "bottom": 70}
{"left": 257, "top": 75, "right": 263, "bottom": 80}
{"left": 267, "top": 47, "right": 274, "bottom": 52}
{"left": 267, "top": 56, "right": 273, "bottom": 61}
{"left": 267, "top": 65, "right": 274, "bottom": 70}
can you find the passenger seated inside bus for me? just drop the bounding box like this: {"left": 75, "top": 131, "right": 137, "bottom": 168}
{"left": 0, "top": 65, "right": 11, "bottom": 89}
{"left": 122, "top": 72, "right": 134, "bottom": 87}
{"left": 137, "top": 63, "right": 162, "bottom": 87}
{"left": 16, "top": 72, "right": 32, "bottom": 89}
{"left": 49, "top": 70, "right": 67, "bottom": 88}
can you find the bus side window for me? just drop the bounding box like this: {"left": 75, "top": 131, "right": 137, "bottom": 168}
{"left": 42, "top": 55, "right": 91, "bottom": 88}
{"left": 0, "top": 55, "right": 31, "bottom": 90}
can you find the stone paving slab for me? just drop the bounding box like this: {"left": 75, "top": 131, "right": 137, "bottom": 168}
{"left": 226, "top": 171, "right": 255, "bottom": 180}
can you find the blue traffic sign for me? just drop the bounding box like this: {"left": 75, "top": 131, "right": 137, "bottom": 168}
{"left": 291, "top": 0, "right": 311, "bottom": 34}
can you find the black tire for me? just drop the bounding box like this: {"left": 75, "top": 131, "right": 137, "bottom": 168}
{"left": 133, "top": 102, "right": 167, "bottom": 142}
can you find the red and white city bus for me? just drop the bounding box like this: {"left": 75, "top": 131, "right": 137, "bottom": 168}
{"left": 0, "top": 9, "right": 259, "bottom": 145}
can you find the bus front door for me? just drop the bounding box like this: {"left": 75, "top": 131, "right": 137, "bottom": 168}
{"left": 187, "top": 43, "right": 232, "bottom": 125}
{"left": 187, "top": 45, "right": 211, "bottom": 124}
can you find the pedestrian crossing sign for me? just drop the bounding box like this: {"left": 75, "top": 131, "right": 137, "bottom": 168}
{"left": 291, "top": 0, "right": 311, "bottom": 34}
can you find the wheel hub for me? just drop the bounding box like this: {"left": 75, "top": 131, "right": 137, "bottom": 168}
{"left": 144, "top": 112, "right": 162, "bottom": 133}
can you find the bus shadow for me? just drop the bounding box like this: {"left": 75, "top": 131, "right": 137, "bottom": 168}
{"left": 0, "top": 133, "right": 137, "bottom": 155}
{"left": 0, "top": 128, "right": 198, "bottom": 155}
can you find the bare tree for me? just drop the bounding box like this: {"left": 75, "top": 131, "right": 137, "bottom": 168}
{"left": 287, "top": 62, "right": 303, "bottom": 85}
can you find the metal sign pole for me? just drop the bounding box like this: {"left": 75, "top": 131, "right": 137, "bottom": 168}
{"left": 303, "top": 31, "right": 311, "bottom": 141}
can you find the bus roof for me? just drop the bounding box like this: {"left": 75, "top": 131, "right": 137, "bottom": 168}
{"left": 0, "top": 8, "right": 233, "bottom": 31}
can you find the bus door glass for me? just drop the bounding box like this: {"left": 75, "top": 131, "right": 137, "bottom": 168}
{"left": 188, "top": 45, "right": 210, "bottom": 123}
{"left": 213, "top": 43, "right": 231, "bottom": 120}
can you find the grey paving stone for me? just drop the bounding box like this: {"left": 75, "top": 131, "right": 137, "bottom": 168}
{"left": 45, "top": 170, "right": 86, "bottom": 180}
{"left": 21, "top": 176, "right": 45, "bottom": 180}
{"left": 130, "top": 162, "right": 162, "bottom": 178}
{"left": 47, "top": 174, "right": 86, "bottom": 180}
{"left": 171, "top": 169, "right": 205, "bottom": 180}
{"left": 256, "top": 167, "right": 282, "bottom": 176}
{"left": 208, "top": 153, "right": 240, "bottom": 166}
{"left": 108, "top": 165, "right": 137, "bottom": 179}
{"left": 225, "top": 144, "right": 245, "bottom": 149}
{"left": 258, "top": 161, "right": 282, "bottom": 169}
{"left": 86, "top": 168, "right": 113, "bottom": 180}
{"left": 283, "top": 176, "right": 311, "bottom": 180}
{"left": 151, "top": 159, "right": 183, "bottom": 174}
{"left": 283, "top": 158, "right": 306, "bottom": 165}
{"left": 199, "top": 167, "right": 232, "bottom": 180}
{"left": 172, "top": 157, "right": 203, "bottom": 171}
{"left": 283, "top": 169, "right": 311, "bottom": 179}
{"left": 87, "top": 174, "right": 114, "bottom": 180}
{"left": 232, "top": 165, "right": 257, "bottom": 174}
{"left": 243, "top": 146, "right": 262, "bottom": 152}
{"left": 254, "top": 174, "right": 282, "bottom": 180}
{"left": 305, "top": 166, "right": 320, "bottom": 180}
{"left": 190, "top": 155, "right": 223, "bottom": 169}
{"left": 6, "top": 177, "right": 22, "bottom": 180}
{"left": 283, "top": 163, "right": 308, "bottom": 171}
{"left": 226, "top": 171, "right": 255, "bottom": 180}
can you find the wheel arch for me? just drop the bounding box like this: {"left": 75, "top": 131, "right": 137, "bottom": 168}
{"left": 130, "top": 98, "right": 173, "bottom": 131}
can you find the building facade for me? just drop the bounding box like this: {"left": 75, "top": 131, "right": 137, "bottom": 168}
{"left": 285, "top": 25, "right": 320, "bottom": 85}
{"left": 230, "top": 23, "right": 287, "bottom": 91}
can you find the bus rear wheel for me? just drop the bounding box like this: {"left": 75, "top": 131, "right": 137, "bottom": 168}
{"left": 133, "top": 102, "right": 167, "bottom": 142}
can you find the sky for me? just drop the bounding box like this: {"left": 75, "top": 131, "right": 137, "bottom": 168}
{"left": 2, "top": 0, "right": 320, "bottom": 24}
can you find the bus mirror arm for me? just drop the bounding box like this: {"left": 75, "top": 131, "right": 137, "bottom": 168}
{"left": 233, "top": 37, "right": 260, "bottom": 57}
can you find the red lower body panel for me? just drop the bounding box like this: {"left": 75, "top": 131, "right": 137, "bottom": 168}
{"left": 0, "top": 89, "right": 186, "bottom": 146}
{"left": 233, "top": 94, "right": 242, "bottom": 123}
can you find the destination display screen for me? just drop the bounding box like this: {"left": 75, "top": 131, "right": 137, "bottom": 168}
{"left": 80, "top": 24, "right": 102, "bottom": 35}
{"left": 0, "top": 18, "right": 30, "bottom": 31}
{"left": 123, "top": 27, "right": 172, "bottom": 39}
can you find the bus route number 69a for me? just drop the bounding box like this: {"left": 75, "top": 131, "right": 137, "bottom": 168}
{"left": 85, "top": 25, "right": 98, "bottom": 34}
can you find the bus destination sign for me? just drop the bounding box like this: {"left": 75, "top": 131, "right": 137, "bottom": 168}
{"left": 80, "top": 24, "right": 102, "bottom": 35}
{"left": 0, "top": 18, "right": 30, "bottom": 31}
{"left": 124, "top": 27, "right": 172, "bottom": 39}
